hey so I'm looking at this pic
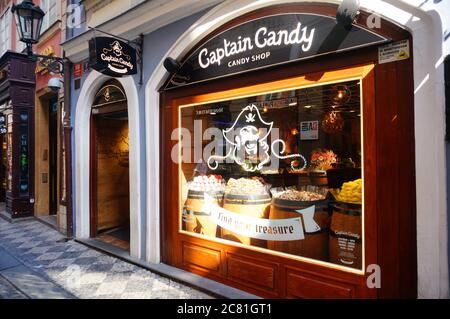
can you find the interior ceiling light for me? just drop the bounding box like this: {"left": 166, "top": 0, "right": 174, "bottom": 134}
{"left": 332, "top": 85, "right": 351, "bottom": 105}
{"left": 322, "top": 110, "right": 345, "bottom": 134}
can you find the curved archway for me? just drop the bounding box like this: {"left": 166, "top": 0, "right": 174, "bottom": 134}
{"left": 145, "top": 0, "right": 448, "bottom": 298}
{"left": 75, "top": 70, "right": 142, "bottom": 259}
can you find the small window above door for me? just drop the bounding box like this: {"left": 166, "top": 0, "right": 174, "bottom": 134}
{"left": 93, "top": 81, "right": 127, "bottom": 109}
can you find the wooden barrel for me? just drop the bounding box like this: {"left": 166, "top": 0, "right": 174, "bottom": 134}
{"left": 220, "top": 193, "right": 271, "bottom": 248}
{"left": 268, "top": 198, "right": 330, "bottom": 261}
{"left": 309, "top": 171, "right": 328, "bottom": 186}
{"left": 329, "top": 202, "right": 362, "bottom": 269}
{"left": 182, "top": 190, "right": 223, "bottom": 238}
{"left": 298, "top": 172, "right": 310, "bottom": 186}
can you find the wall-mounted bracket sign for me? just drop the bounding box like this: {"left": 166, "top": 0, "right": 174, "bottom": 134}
{"left": 89, "top": 37, "right": 137, "bottom": 77}
{"left": 165, "top": 13, "right": 389, "bottom": 89}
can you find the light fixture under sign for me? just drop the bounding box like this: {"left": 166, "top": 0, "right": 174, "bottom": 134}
{"left": 322, "top": 110, "right": 345, "bottom": 134}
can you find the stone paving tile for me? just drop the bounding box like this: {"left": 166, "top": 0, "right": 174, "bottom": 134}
{"left": 48, "top": 258, "right": 77, "bottom": 268}
{"left": 46, "top": 245, "right": 69, "bottom": 253}
{"left": 73, "top": 257, "right": 98, "bottom": 266}
{"left": 96, "top": 281, "right": 128, "bottom": 295}
{"left": 0, "top": 218, "right": 212, "bottom": 299}
{"left": 0, "top": 276, "right": 28, "bottom": 299}
{"left": 111, "top": 261, "right": 136, "bottom": 273}
{"left": 79, "top": 272, "right": 108, "bottom": 285}
{"left": 78, "top": 250, "right": 102, "bottom": 258}
{"left": 58, "top": 251, "right": 86, "bottom": 260}
{"left": 35, "top": 252, "right": 65, "bottom": 261}
{"left": 88, "top": 262, "right": 115, "bottom": 273}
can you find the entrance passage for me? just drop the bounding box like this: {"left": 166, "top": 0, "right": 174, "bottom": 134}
{"left": 90, "top": 81, "right": 130, "bottom": 251}
{"left": 49, "top": 99, "right": 58, "bottom": 216}
{"left": 92, "top": 111, "right": 130, "bottom": 250}
{"left": 88, "top": 70, "right": 132, "bottom": 250}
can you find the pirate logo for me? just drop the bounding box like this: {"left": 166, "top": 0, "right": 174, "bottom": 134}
{"left": 103, "top": 41, "right": 131, "bottom": 61}
{"left": 208, "top": 104, "right": 307, "bottom": 172}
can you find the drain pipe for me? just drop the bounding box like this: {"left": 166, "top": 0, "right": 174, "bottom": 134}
{"left": 63, "top": 53, "right": 74, "bottom": 239}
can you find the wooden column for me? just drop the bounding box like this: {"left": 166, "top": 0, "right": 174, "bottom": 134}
{"left": 0, "top": 52, "right": 36, "bottom": 219}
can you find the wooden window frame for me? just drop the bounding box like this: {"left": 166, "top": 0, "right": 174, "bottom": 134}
{"left": 160, "top": 4, "right": 416, "bottom": 298}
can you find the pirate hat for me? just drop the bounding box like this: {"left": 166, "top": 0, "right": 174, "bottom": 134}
{"left": 223, "top": 104, "right": 273, "bottom": 145}
{"left": 111, "top": 41, "right": 123, "bottom": 54}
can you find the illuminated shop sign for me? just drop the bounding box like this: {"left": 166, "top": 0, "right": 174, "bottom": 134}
{"left": 89, "top": 37, "right": 137, "bottom": 77}
{"left": 198, "top": 21, "right": 315, "bottom": 69}
{"left": 166, "top": 13, "right": 388, "bottom": 89}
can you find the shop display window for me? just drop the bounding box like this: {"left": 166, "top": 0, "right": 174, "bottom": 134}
{"left": 6, "top": 113, "right": 13, "bottom": 193}
{"left": 178, "top": 79, "right": 364, "bottom": 270}
{"left": 19, "top": 111, "right": 30, "bottom": 197}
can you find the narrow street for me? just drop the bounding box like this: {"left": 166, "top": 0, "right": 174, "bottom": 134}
{"left": 0, "top": 217, "right": 212, "bottom": 299}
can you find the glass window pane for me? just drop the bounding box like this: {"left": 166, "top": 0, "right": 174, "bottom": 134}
{"left": 93, "top": 85, "right": 127, "bottom": 107}
{"left": 178, "top": 79, "right": 364, "bottom": 270}
{"left": 19, "top": 111, "right": 30, "bottom": 197}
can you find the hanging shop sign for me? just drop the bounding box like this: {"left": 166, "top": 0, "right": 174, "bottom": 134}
{"left": 89, "top": 37, "right": 137, "bottom": 77}
{"left": 36, "top": 46, "right": 55, "bottom": 74}
{"left": 166, "top": 13, "right": 389, "bottom": 89}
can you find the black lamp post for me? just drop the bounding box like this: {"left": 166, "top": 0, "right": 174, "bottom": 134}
{"left": 12, "top": 0, "right": 64, "bottom": 74}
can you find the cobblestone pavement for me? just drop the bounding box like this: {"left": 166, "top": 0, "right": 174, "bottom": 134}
{"left": 0, "top": 218, "right": 212, "bottom": 299}
{"left": 0, "top": 276, "right": 27, "bottom": 299}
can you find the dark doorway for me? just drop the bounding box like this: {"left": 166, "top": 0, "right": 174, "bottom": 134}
{"left": 90, "top": 81, "right": 130, "bottom": 251}
{"left": 49, "top": 99, "right": 58, "bottom": 216}
{"left": 91, "top": 110, "right": 130, "bottom": 251}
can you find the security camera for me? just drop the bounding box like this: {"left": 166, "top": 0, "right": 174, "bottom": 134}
{"left": 163, "top": 57, "right": 181, "bottom": 74}
{"left": 336, "top": 0, "right": 360, "bottom": 30}
{"left": 48, "top": 77, "right": 63, "bottom": 91}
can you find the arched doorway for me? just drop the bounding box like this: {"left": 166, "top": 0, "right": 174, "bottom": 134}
{"left": 74, "top": 70, "right": 142, "bottom": 259}
{"left": 90, "top": 80, "right": 130, "bottom": 251}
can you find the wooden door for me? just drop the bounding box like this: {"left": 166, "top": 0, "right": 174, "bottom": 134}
{"left": 90, "top": 108, "right": 130, "bottom": 237}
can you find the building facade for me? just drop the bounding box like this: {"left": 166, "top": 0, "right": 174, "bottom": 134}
{"left": 0, "top": 0, "right": 68, "bottom": 235}
{"left": 33, "top": 0, "right": 67, "bottom": 234}
{"left": 57, "top": 0, "right": 449, "bottom": 299}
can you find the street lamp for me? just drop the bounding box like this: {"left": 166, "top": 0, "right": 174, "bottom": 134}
{"left": 12, "top": 0, "right": 44, "bottom": 55}
{"left": 12, "top": 0, "right": 65, "bottom": 74}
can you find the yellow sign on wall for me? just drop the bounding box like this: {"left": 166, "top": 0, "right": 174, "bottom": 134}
{"left": 36, "top": 45, "right": 55, "bottom": 74}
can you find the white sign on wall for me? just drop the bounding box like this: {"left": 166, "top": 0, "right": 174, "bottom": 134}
{"left": 300, "top": 121, "right": 319, "bottom": 140}
{"left": 378, "top": 40, "right": 410, "bottom": 64}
